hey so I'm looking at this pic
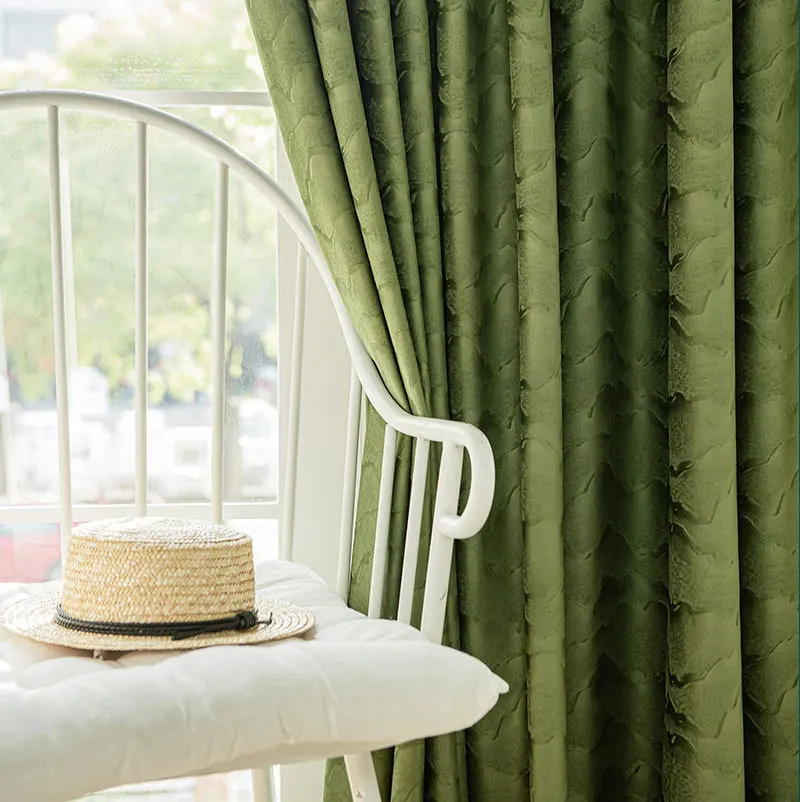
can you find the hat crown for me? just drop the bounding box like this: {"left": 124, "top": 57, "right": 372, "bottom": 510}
{"left": 60, "top": 518, "right": 255, "bottom": 624}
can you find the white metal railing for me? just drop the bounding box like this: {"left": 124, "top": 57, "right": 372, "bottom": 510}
{"left": 0, "top": 89, "right": 497, "bottom": 802}
{"left": 0, "top": 90, "right": 495, "bottom": 651}
{"left": 134, "top": 121, "right": 148, "bottom": 517}
{"left": 46, "top": 105, "right": 73, "bottom": 555}
{"left": 335, "top": 366, "right": 362, "bottom": 598}
{"left": 210, "top": 160, "right": 230, "bottom": 525}
{"left": 397, "top": 437, "right": 430, "bottom": 624}
{"left": 367, "top": 424, "right": 397, "bottom": 619}
{"left": 11, "top": 104, "right": 276, "bottom": 538}
{"left": 279, "top": 247, "right": 308, "bottom": 561}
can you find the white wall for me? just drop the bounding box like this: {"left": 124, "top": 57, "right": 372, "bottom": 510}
{"left": 276, "top": 140, "right": 351, "bottom": 802}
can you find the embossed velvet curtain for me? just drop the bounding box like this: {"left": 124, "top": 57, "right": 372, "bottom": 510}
{"left": 246, "top": 1, "right": 798, "bottom": 800}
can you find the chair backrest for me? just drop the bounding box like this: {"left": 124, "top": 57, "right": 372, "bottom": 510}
{"left": 0, "top": 90, "right": 495, "bottom": 645}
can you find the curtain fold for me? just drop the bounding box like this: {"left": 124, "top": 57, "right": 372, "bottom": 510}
{"left": 246, "top": 0, "right": 798, "bottom": 799}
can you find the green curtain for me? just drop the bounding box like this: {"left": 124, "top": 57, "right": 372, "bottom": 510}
{"left": 246, "top": 1, "right": 798, "bottom": 800}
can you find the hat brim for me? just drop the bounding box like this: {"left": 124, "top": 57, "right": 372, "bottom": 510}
{"left": 0, "top": 590, "right": 315, "bottom": 652}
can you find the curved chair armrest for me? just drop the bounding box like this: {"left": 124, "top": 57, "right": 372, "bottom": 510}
{"left": 349, "top": 351, "right": 496, "bottom": 542}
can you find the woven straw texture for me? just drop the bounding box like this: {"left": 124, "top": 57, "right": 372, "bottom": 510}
{"left": 1, "top": 591, "right": 312, "bottom": 651}
{"left": 61, "top": 518, "right": 255, "bottom": 623}
{"left": 0, "top": 518, "right": 315, "bottom": 650}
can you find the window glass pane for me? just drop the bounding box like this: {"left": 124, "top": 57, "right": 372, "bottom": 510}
{"left": 0, "top": 107, "right": 276, "bottom": 510}
{"left": 0, "top": 110, "right": 57, "bottom": 506}
{"left": 140, "top": 114, "right": 277, "bottom": 505}
{"left": 223, "top": 166, "right": 279, "bottom": 504}
{"left": 0, "top": 0, "right": 265, "bottom": 92}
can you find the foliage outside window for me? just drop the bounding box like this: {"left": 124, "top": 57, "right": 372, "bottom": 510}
{"left": 0, "top": 0, "right": 279, "bottom": 507}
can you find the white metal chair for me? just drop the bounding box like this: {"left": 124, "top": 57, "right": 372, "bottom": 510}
{"left": 0, "top": 90, "right": 496, "bottom": 801}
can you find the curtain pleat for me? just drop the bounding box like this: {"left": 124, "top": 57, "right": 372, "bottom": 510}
{"left": 509, "top": 0, "right": 570, "bottom": 796}
{"left": 733, "top": 1, "right": 799, "bottom": 797}
{"left": 246, "top": 0, "right": 798, "bottom": 798}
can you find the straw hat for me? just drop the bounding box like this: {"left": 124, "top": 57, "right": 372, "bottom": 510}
{"left": 0, "top": 518, "right": 314, "bottom": 651}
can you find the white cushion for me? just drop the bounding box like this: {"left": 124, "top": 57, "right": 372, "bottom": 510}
{"left": 0, "top": 561, "right": 507, "bottom": 802}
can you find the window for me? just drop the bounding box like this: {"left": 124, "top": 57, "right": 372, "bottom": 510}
{"left": 0, "top": 1, "right": 284, "bottom": 800}
{"left": 1, "top": 10, "right": 66, "bottom": 57}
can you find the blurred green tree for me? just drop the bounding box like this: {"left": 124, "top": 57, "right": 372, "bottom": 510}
{"left": 0, "top": 0, "right": 277, "bottom": 406}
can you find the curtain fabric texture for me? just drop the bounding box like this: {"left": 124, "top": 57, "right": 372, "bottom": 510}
{"left": 246, "top": 1, "right": 798, "bottom": 800}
